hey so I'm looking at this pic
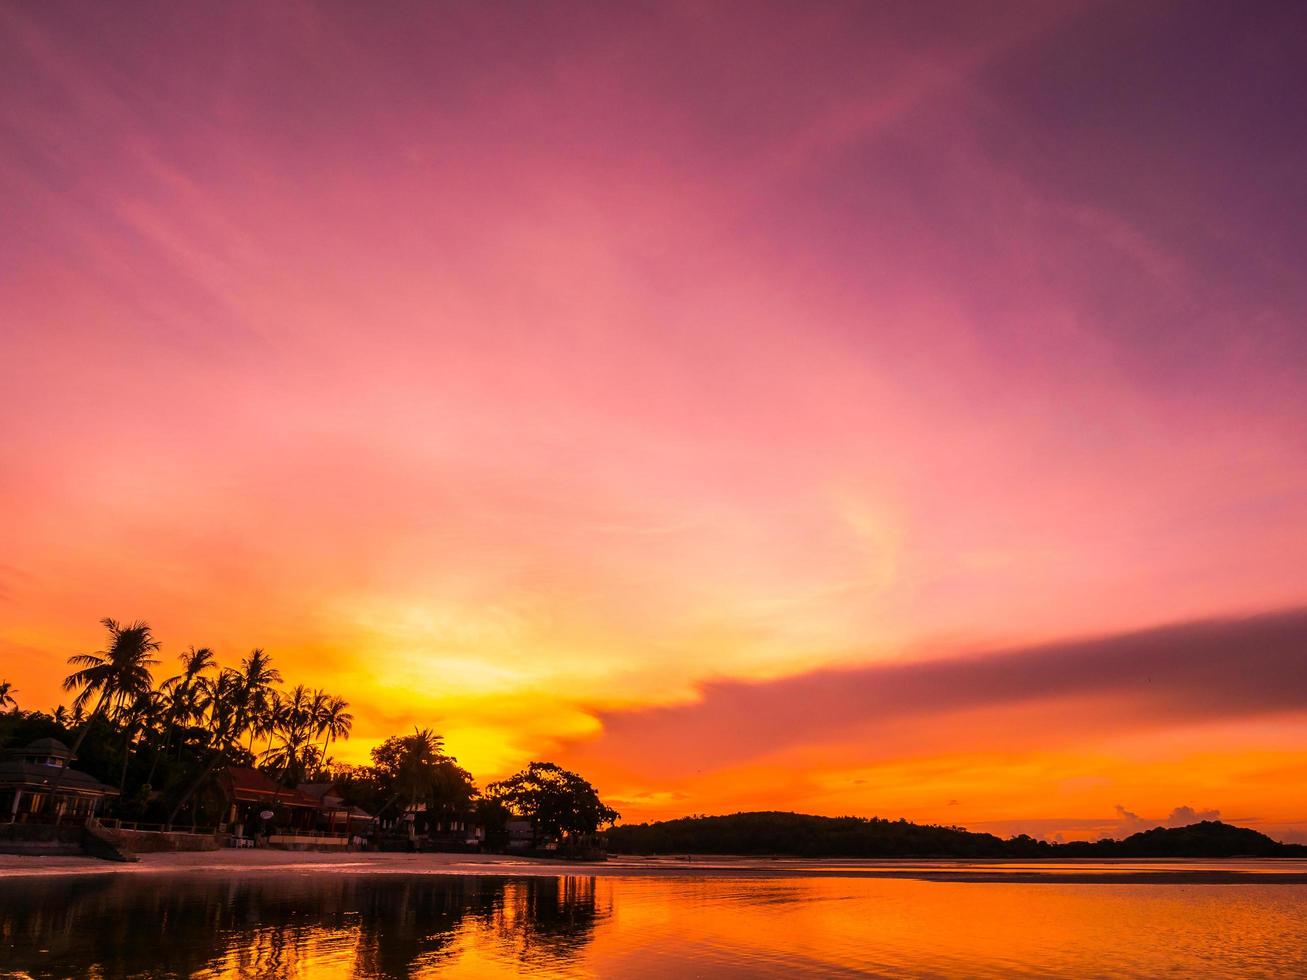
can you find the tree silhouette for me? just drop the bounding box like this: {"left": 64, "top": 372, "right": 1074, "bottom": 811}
{"left": 114, "top": 688, "right": 161, "bottom": 794}
{"left": 53, "top": 619, "right": 160, "bottom": 804}
{"left": 366, "top": 728, "right": 474, "bottom": 823}
{"left": 316, "top": 695, "right": 353, "bottom": 766}
{"left": 167, "top": 648, "right": 281, "bottom": 825}
{"left": 487, "top": 762, "right": 619, "bottom": 844}
{"left": 146, "top": 645, "right": 217, "bottom": 786}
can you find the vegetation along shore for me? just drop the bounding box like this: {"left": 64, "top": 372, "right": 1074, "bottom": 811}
{"left": 1, "top": 619, "right": 1301, "bottom": 864}
{"left": 1, "top": 619, "right": 616, "bottom": 859}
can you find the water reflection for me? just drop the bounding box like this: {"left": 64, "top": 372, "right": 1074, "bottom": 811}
{"left": 4, "top": 870, "right": 1307, "bottom": 977}
{"left": 0, "top": 874, "right": 605, "bottom": 979}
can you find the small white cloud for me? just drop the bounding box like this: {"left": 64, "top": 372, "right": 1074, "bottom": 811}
{"left": 1114, "top": 803, "right": 1221, "bottom": 835}
{"left": 1165, "top": 805, "right": 1220, "bottom": 826}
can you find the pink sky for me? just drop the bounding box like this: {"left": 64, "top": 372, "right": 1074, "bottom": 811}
{"left": 3, "top": 1, "right": 1306, "bottom": 839}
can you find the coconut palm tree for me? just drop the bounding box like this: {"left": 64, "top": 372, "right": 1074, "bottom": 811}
{"left": 239, "top": 684, "right": 268, "bottom": 754}
{"left": 146, "top": 645, "right": 217, "bottom": 786}
{"left": 56, "top": 619, "right": 160, "bottom": 798}
{"left": 50, "top": 702, "right": 87, "bottom": 732}
{"left": 196, "top": 670, "right": 234, "bottom": 736}
{"left": 237, "top": 649, "right": 281, "bottom": 735}
{"left": 256, "top": 688, "right": 282, "bottom": 758}
{"left": 0, "top": 680, "right": 17, "bottom": 713}
{"left": 309, "top": 688, "right": 329, "bottom": 743}
{"left": 265, "top": 684, "right": 316, "bottom": 786}
{"left": 114, "top": 688, "right": 162, "bottom": 794}
{"left": 370, "top": 727, "right": 447, "bottom": 818}
{"left": 167, "top": 649, "right": 280, "bottom": 825}
{"left": 316, "top": 695, "right": 353, "bottom": 765}
{"left": 44, "top": 619, "right": 159, "bottom": 816}
{"left": 263, "top": 718, "right": 315, "bottom": 785}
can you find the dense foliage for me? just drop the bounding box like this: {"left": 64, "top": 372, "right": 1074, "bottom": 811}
{"left": 0, "top": 619, "right": 355, "bottom": 826}
{"left": 1061, "top": 820, "right": 1307, "bottom": 858}
{"left": 605, "top": 812, "right": 1307, "bottom": 858}
{"left": 486, "top": 762, "right": 620, "bottom": 842}
{"left": 323, "top": 729, "right": 478, "bottom": 824}
{"left": 0, "top": 620, "right": 615, "bottom": 841}
{"left": 606, "top": 811, "right": 1010, "bottom": 857}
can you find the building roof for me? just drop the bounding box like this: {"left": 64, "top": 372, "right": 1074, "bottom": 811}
{"left": 297, "top": 782, "right": 344, "bottom": 806}
{"left": 0, "top": 758, "right": 118, "bottom": 797}
{"left": 297, "top": 782, "right": 375, "bottom": 818}
{"left": 222, "top": 766, "right": 322, "bottom": 808}
{"left": 6, "top": 737, "right": 75, "bottom": 761}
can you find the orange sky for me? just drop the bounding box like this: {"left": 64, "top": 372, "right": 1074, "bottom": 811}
{"left": 3, "top": 2, "right": 1307, "bottom": 841}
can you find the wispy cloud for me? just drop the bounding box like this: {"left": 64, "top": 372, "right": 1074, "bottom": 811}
{"left": 2, "top": 2, "right": 1306, "bottom": 826}
{"left": 575, "top": 608, "right": 1307, "bottom": 775}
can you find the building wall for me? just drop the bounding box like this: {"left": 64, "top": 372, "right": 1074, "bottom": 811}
{"left": 111, "top": 828, "right": 224, "bottom": 852}
{"left": 0, "top": 822, "right": 84, "bottom": 855}
{"left": 266, "top": 833, "right": 350, "bottom": 850}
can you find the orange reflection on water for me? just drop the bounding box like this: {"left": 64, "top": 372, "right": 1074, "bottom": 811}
{"left": 189, "top": 877, "right": 607, "bottom": 979}
{"left": 578, "top": 875, "right": 1307, "bottom": 976}
{"left": 6, "top": 870, "right": 1307, "bottom": 977}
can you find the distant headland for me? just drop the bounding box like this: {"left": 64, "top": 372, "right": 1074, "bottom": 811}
{"left": 606, "top": 811, "right": 1307, "bottom": 859}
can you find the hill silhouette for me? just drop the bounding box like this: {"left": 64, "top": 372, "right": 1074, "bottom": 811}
{"left": 605, "top": 812, "right": 1307, "bottom": 858}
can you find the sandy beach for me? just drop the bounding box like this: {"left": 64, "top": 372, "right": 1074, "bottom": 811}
{"left": 5, "top": 849, "right": 1307, "bottom": 884}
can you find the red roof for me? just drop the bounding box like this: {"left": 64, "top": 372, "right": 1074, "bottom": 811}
{"left": 223, "top": 766, "right": 321, "bottom": 808}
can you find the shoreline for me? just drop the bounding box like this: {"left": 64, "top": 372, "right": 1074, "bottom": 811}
{"left": 5, "top": 849, "right": 1307, "bottom": 884}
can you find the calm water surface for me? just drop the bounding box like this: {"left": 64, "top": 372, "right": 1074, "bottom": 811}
{"left": 3, "top": 865, "right": 1307, "bottom": 977}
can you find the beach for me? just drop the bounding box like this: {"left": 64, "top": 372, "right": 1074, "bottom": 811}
{"left": 5, "top": 849, "right": 1307, "bottom": 884}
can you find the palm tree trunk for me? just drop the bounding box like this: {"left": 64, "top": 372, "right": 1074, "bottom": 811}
{"left": 265, "top": 743, "right": 301, "bottom": 836}
{"left": 68, "top": 689, "right": 111, "bottom": 761}
{"left": 317, "top": 733, "right": 332, "bottom": 776}
{"left": 46, "top": 689, "right": 111, "bottom": 816}
{"left": 119, "top": 724, "right": 133, "bottom": 794}
{"left": 147, "top": 692, "right": 187, "bottom": 786}
{"left": 166, "top": 743, "right": 228, "bottom": 826}
{"left": 166, "top": 706, "right": 240, "bottom": 828}
{"left": 144, "top": 721, "right": 173, "bottom": 788}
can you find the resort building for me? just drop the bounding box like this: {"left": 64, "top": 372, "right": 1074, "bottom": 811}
{"left": 427, "top": 814, "right": 485, "bottom": 850}
{"left": 218, "top": 766, "right": 334, "bottom": 844}
{"left": 297, "top": 782, "right": 376, "bottom": 837}
{"left": 374, "top": 803, "right": 485, "bottom": 851}
{"left": 506, "top": 818, "right": 538, "bottom": 850}
{"left": 0, "top": 737, "right": 118, "bottom": 823}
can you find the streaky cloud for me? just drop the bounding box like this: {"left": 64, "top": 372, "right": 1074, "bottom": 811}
{"left": 587, "top": 607, "right": 1307, "bottom": 770}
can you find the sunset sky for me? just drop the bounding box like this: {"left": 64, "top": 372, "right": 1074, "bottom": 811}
{"left": 3, "top": 1, "right": 1306, "bottom": 842}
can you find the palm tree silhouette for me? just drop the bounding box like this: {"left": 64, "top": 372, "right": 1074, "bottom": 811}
{"left": 167, "top": 648, "right": 280, "bottom": 825}
{"left": 115, "top": 688, "right": 161, "bottom": 794}
{"left": 266, "top": 684, "right": 316, "bottom": 785}
{"left": 0, "top": 680, "right": 17, "bottom": 713}
{"left": 316, "top": 695, "right": 353, "bottom": 769}
{"left": 51, "top": 619, "right": 160, "bottom": 809}
{"left": 146, "top": 645, "right": 217, "bottom": 786}
{"left": 256, "top": 688, "right": 282, "bottom": 759}
{"left": 51, "top": 702, "right": 87, "bottom": 730}
{"left": 374, "top": 727, "right": 447, "bottom": 818}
